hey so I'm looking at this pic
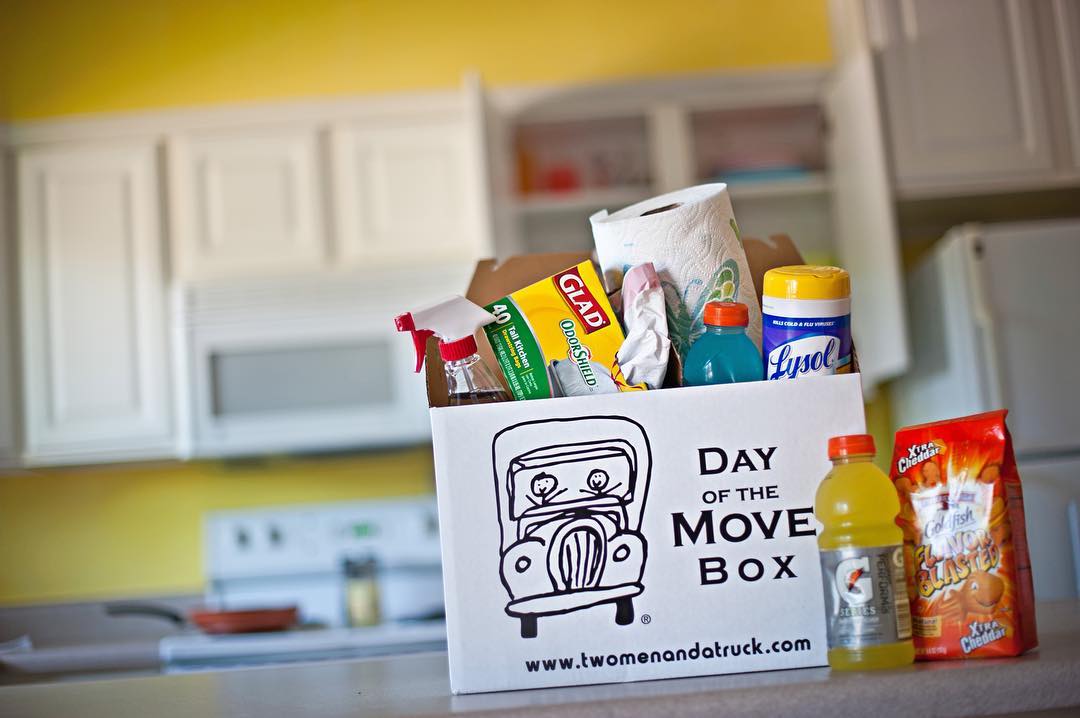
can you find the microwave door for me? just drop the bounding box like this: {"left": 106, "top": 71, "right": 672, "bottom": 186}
{"left": 189, "top": 319, "right": 429, "bottom": 456}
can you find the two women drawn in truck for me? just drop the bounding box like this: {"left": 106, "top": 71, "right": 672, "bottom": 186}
{"left": 491, "top": 416, "right": 652, "bottom": 638}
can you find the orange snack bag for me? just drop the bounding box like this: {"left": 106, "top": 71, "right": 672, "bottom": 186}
{"left": 890, "top": 410, "right": 1037, "bottom": 660}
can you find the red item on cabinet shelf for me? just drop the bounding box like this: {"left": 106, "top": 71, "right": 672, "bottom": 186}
{"left": 543, "top": 164, "right": 581, "bottom": 192}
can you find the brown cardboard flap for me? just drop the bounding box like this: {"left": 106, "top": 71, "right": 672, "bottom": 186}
{"left": 425, "top": 235, "right": 823, "bottom": 407}
{"left": 742, "top": 234, "right": 804, "bottom": 310}
{"left": 464, "top": 253, "right": 593, "bottom": 306}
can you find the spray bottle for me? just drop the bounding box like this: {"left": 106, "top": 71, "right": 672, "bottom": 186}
{"left": 395, "top": 296, "right": 510, "bottom": 406}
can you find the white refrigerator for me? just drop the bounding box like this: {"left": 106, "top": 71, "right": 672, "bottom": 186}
{"left": 894, "top": 219, "right": 1080, "bottom": 601}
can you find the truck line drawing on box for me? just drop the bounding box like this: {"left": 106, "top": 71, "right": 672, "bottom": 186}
{"left": 491, "top": 416, "right": 651, "bottom": 638}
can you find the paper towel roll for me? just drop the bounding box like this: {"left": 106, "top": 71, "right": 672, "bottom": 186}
{"left": 590, "top": 183, "right": 762, "bottom": 362}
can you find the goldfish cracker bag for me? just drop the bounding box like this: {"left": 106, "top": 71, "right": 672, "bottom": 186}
{"left": 890, "top": 410, "right": 1037, "bottom": 660}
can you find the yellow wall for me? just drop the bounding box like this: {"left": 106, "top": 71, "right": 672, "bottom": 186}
{"left": 1, "top": 0, "right": 837, "bottom": 606}
{"left": 0, "top": 450, "right": 434, "bottom": 605}
{"left": 865, "top": 389, "right": 895, "bottom": 473}
{"left": 0, "top": 0, "right": 832, "bottom": 121}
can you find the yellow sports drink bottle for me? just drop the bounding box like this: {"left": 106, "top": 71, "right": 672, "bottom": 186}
{"left": 814, "top": 434, "right": 914, "bottom": 670}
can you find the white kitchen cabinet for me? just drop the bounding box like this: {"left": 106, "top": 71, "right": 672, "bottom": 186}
{"left": 16, "top": 142, "right": 175, "bottom": 464}
{"left": 330, "top": 108, "right": 492, "bottom": 266}
{"left": 1051, "top": 0, "right": 1080, "bottom": 169}
{"left": 870, "top": 0, "right": 1057, "bottom": 192}
{"left": 168, "top": 127, "right": 327, "bottom": 279}
{"left": 464, "top": 72, "right": 508, "bottom": 260}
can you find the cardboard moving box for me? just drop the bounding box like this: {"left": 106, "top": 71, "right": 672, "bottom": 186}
{"left": 426, "top": 238, "right": 866, "bottom": 693}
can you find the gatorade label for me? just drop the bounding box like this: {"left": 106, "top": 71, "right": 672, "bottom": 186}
{"left": 820, "top": 545, "right": 912, "bottom": 649}
{"left": 762, "top": 313, "right": 851, "bottom": 380}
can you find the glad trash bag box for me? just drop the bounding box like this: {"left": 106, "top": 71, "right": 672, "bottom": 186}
{"left": 425, "top": 240, "right": 867, "bottom": 694}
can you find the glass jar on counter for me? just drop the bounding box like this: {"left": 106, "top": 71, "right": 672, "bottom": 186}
{"left": 343, "top": 556, "right": 380, "bottom": 627}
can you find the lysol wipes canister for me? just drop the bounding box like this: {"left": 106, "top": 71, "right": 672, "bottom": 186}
{"left": 761, "top": 265, "right": 851, "bottom": 381}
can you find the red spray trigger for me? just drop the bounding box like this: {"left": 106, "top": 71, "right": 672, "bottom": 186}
{"left": 396, "top": 297, "right": 496, "bottom": 375}
{"left": 394, "top": 313, "right": 434, "bottom": 373}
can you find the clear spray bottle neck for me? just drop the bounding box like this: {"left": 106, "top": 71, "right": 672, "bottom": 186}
{"left": 445, "top": 353, "right": 506, "bottom": 401}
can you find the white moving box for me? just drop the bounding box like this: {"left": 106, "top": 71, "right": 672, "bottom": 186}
{"left": 432, "top": 374, "right": 864, "bottom": 693}
{"left": 426, "top": 243, "right": 866, "bottom": 693}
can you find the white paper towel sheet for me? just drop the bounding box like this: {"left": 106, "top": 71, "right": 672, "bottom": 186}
{"left": 617, "top": 262, "right": 670, "bottom": 390}
{"left": 590, "top": 184, "right": 761, "bottom": 361}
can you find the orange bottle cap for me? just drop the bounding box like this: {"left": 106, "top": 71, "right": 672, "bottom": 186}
{"left": 828, "top": 434, "right": 876, "bottom": 459}
{"left": 703, "top": 301, "right": 749, "bottom": 327}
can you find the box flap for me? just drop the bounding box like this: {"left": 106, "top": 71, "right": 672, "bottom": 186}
{"left": 465, "top": 253, "right": 593, "bottom": 306}
{"left": 742, "top": 234, "right": 804, "bottom": 310}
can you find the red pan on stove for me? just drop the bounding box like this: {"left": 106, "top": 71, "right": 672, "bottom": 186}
{"left": 106, "top": 602, "right": 298, "bottom": 634}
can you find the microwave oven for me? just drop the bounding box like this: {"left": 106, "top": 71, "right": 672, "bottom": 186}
{"left": 178, "top": 265, "right": 471, "bottom": 457}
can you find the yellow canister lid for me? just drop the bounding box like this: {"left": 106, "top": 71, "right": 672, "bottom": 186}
{"left": 762, "top": 265, "right": 850, "bottom": 301}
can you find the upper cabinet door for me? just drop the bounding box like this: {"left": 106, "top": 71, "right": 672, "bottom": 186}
{"left": 827, "top": 0, "right": 910, "bottom": 393}
{"left": 463, "top": 73, "right": 513, "bottom": 259}
{"left": 873, "top": 0, "right": 1056, "bottom": 190}
{"left": 16, "top": 142, "right": 175, "bottom": 463}
{"left": 168, "top": 127, "right": 327, "bottom": 279}
{"left": 1050, "top": 0, "right": 1080, "bottom": 168}
{"left": 330, "top": 110, "right": 491, "bottom": 266}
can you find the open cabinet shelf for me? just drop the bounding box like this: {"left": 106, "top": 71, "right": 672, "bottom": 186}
{"left": 512, "top": 186, "right": 654, "bottom": 215}
{"left": 726, "top": 172, "right": 831, "bottom": 200}
{"left": 511, "top": 174, "right": 831, "bottom": 215}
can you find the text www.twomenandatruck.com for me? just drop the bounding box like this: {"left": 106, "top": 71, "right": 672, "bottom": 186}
{"left": 525, "top": 636, "right": 813, "bottom": 673}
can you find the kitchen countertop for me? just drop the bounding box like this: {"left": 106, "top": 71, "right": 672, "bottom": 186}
{"left": 0, "top": 622, "right": 449, "bottom": 683}
{"left": 3, "top": 602, "right": 1079, "bottom": 718}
